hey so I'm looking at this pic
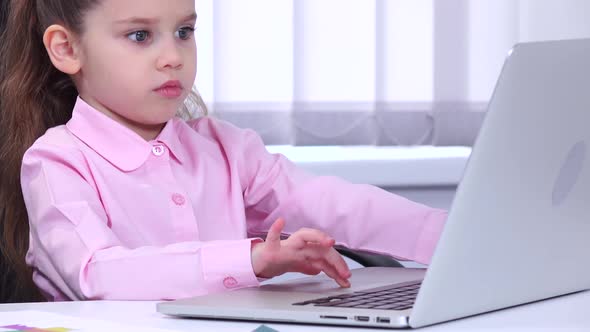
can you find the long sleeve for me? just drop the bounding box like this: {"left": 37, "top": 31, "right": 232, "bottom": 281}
{"left": 21, "top": 140, "right": 259, "bottom": 301}
{"left": 200, "top": 120, "right": 447, "bottom": 265}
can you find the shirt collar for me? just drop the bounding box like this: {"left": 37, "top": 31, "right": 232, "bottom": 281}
{"left": 155, "top": 116, "right": 188, "bottom": 165}
{"left": 66, "top": 97, "right": 186, "bottom": 172}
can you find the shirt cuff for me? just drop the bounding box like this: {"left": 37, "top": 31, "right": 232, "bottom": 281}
{"left": 200, "top": 238, "right": 262, "bottom": 292}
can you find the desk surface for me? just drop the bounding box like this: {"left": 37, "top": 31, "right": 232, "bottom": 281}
{"left": 1, "top": 291, "right": 589, "bottom": 331}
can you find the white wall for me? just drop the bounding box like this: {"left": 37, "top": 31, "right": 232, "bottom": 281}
{"left": 519, "top": 0, "right": 590, "bottom": 42}
{"left": 385, "top": 186, "right": 456, "bottom": 211}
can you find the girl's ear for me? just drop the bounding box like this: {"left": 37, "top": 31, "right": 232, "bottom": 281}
{"left": 43, "top": 24, "right": 82, "bottom": 75}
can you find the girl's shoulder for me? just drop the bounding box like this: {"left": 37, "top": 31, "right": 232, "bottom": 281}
{"left": 21, "top": 124, "right": 90, "bottom": 174}
{"left": 180, "top": 116, "right": 261, "bottom": 147}
{"left": 184, "top": 115, "right": 248, "bottom": 135}
{"left": 27, "top": 124, "right": 81, "bottom": 153}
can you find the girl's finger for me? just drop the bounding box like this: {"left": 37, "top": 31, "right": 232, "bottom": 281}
{"left": 310, "top": 259, "right": 351, "bottom": 288}
{"left": 290, "top": 244, "right": 351, "bottom": 287}
{"left": 325, "top": 248, "right": 352, "bottom": 279}
{"left": 299, "top": 245, "right": 351, "bottom": 283}
{"left": 265, "top": 218, "right": 285, "bottom": 243}
{"left": 294, "top": 243, "right": 330, "bottom": 262}
{"left": 291, "top": 228, "right": 334, "bottom": 247}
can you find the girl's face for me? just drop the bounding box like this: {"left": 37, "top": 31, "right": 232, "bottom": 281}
{"left": 74, "top": 0, "right": 197, "bottom": 140}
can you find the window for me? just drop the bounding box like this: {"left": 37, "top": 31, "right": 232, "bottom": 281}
{"left": 194, "top": 0, "right": 590, "bottom": 146}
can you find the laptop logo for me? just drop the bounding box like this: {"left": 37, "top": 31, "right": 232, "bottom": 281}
{"left": 552, "top": 141, "right": 586, "bottom": 206}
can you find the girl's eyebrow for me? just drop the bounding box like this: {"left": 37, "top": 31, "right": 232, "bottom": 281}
{"left": 114, "top": 12, "right": 197, "bottom": 25}
{"left": 114, "top": 17, "right": 159, "bottom": 25}
{"left": 182, "top": 12, "right": 198, "bottom": 22}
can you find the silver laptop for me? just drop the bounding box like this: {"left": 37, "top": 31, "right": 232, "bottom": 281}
{"left": 157, "top": 38, "right": 590, "bottom": 328}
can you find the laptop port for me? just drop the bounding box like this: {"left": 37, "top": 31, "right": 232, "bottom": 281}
{"left": 355, "top": 316, "right": 370, "bottom": 322}
{"left": 377, "top": 317, "right": 391, "bottom": 324}
{"left": 320, "top": 315, "right": 347, "bottom": 320}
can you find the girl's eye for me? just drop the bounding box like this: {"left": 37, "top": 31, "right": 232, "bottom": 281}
{"left": 176, "top": 27, "right": 195, "bottom": 40}
{"left": 127, "top": 30, "right": 150, "bottom": 43}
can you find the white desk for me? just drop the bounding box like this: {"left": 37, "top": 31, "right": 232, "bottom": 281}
{"left": 266, "top": 145, "right": 470, "bottom": 187}
{"left": 1, "top": 291, "right": 589, "bottom": 331}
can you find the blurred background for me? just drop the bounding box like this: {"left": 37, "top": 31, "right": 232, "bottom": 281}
{"left": 193, "top": 0, "right": 590, "bottom": 209}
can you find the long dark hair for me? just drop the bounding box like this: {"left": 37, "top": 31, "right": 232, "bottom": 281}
{"left": 0, "top": 0, "right": 207, "bottom": 303}
{"left": 0, "top": 0, "right": 99, "bottom": 303}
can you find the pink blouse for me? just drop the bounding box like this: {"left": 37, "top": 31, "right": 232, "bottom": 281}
{"left": 21, "top": 97, "right": 447, "bottom": 301}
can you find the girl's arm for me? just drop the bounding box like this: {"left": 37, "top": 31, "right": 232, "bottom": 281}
{"left": 21, "top": 144, "right": 260, "bottom": 301}
{"left": 199, "top": 119, "right": 448, "bottom": 265}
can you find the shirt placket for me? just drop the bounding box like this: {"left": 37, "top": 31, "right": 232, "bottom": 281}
{"left": 149, "top": 142, "right": 200, "bottom": 241}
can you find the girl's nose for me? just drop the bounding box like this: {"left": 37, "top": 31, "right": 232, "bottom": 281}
{"left": 156, "top": 39, "right": 183, "bottom": 70}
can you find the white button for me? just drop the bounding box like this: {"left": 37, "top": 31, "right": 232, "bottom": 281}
{"left": 152, "top": 145, "right": 165, "bottom": 156}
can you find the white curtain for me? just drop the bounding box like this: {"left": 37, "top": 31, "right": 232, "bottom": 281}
{"left": 194, "top": 0, "right": 590, "bottom": 146}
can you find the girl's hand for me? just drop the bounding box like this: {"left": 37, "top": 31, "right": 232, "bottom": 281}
{"left": 251, "top": 218, "right": 352, "bottom": 287}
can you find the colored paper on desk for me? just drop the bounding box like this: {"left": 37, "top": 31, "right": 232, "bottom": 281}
{"left": 252, "top": 325, "right": 279, "bottom": 332}
{"left": 0, "top": 311, "right": 177, "bottom": 332}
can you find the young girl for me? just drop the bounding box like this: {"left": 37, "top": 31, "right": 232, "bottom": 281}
{"left": 0, "top": 0, "right": 447, "bottom": 302}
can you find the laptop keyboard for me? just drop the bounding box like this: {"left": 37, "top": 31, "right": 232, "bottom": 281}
{"left": 293, "top": 280, "right": 421, "bottom": 311}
